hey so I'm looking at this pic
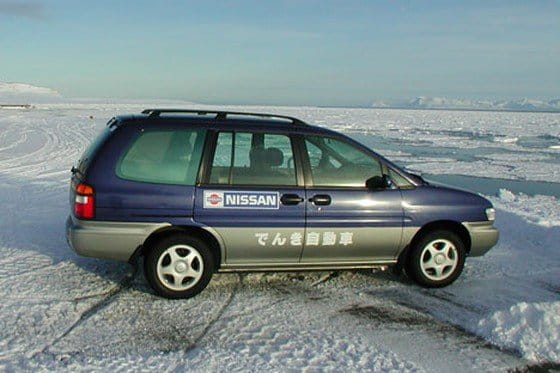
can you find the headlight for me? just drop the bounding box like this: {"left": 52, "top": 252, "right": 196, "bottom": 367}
{"left": 485, "top": 207, "right": 496, "bottom": 221}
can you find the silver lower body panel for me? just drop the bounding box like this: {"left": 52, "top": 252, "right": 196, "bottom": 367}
{"left": 65, "top": 214, "right": 498, "bottom": 267}
{"left": 462, "top": 221, "right": 499, "bottom": 256}
{"left": 65, "top": 215, "right": 170, "bottom": 261}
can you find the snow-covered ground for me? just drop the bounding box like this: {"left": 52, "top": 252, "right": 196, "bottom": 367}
{"left": 0, "top": 102, "right": 559, "bottom": 371}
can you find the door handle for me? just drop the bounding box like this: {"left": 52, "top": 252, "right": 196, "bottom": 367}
{"left": 281, "top": 194, "right": 304, "bottom": 205}
{"left": 309, "top": 194, "right": 331, "bottom": 206}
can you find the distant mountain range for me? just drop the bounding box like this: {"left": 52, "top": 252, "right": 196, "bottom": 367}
{"left": 1, "top": 81, "right": 558, "bottom": 112}
{"left": 372, "top": 96, "right": 560, "bottom": 112}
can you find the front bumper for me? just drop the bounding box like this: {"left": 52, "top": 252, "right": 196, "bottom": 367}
{"left": 65, "top": 215, "right": 170, "bottom": 262}
{"left": 462, "top": 221, "right": 499, "bottom": 256}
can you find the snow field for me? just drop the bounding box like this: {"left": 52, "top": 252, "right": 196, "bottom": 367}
{"left": 491, "top": 189, "right": 560, "bottom": 227}
{"left": 477, "top": 302, "right": 560, "bottom": 363}
{"left": 0, "top": 103, "right": 558, "bottom": 371}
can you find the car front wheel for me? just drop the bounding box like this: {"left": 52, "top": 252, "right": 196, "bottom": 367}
{"left": 406, "top": 230, "right": 466, "bottom": 287}
{"left": 144, "top": 234, "right": 214, "bottom": 299}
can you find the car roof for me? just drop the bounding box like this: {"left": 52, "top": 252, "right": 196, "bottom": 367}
{"left": 114, "top": 111, "right": 339, "bottom": 137}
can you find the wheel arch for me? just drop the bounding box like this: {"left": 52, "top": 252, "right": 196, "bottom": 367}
{"left": 139, "top": 225, "right": 223, "bottom": 270}
{"left": 398, "top": 220, "right": 471, "bottom": 265}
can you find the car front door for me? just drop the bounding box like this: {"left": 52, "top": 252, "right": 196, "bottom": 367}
{"left": 299, "top": 135, "right": 404, "bottom": 263}
{"left": 194, "top": 131, "right": 305, "bottom": 266}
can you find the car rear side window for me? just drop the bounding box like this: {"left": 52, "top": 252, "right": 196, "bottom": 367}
{"left": 117, "top": 129, "right": 206, "bottom": 185}
{"left": 208, "top": 132, "right": 297, "bottom": 186}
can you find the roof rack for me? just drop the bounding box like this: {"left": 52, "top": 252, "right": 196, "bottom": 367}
{"left": 141, "top": 109, "right": 307, "bottom": 125}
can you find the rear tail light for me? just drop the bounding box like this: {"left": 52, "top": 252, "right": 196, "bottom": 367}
{"left": 74, "top": 183, "right": 94, "bottom": 219}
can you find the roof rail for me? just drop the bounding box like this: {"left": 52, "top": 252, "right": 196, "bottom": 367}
{"left": 141, "top": 109, "right": 307, "bottom": 125}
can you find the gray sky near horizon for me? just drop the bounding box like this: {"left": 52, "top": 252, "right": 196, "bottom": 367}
{"left": 1, "top": 0, "right": 559, "bottom": 106}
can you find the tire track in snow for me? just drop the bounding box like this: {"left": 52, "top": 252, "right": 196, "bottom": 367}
{"left": 538, "top": 281, "right": 560, "bottom": 295}
{"left": 28, "top": 262, "right": 138, "bottom": 359}
{"left": 0, "top": 128, "right": 30, "bottom": 154}
{"left": 0, "top": 114, "right": 94, "bottom": 183}
{"left": 180, "top": 273, "right": 242, "bottom": 353}
{"left": 510, "top": 361, "right": 560, "bottom": 372}
{"left": 0, "top": 126, "right": 55, "bottom": 175}
{"left": 342, "top": 297, "right": 516, "bottom": 354}
{"left": 190, "top": 273, "right": 425, "bottom": 372}
{"left": 262, "top": 270, "right": 527, "bottom": 370}
{"left": 199, "top": 273, "right": 320, "bottom": 332}
{"left": 364, "top": 286, "right": 525, "bottom": 358}
{"left": 33, "top": 273, "right": 244, "bottom": 358}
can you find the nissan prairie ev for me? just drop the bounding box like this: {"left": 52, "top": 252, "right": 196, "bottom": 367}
{"left": 66, "top": 109, "right": 499, "bottom": 299}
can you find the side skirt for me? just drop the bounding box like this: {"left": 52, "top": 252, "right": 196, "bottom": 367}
{"left": 217, "top": 260, "right": 397, "bottom": 273}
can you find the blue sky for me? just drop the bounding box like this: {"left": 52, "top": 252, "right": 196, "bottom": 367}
{"left": 1, "top": 0, "right": 559, "bottom": 106}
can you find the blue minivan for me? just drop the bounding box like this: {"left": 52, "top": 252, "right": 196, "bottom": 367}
{"left": 66, "top": 109, "right": 498, "bottom": 298}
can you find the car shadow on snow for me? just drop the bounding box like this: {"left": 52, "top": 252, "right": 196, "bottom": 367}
{"left": 0, "top": 172, "right": 129, "bottom": 287}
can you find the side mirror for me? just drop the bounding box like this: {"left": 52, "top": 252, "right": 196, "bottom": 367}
{"left": 366, "top": 175, "right": 391, "bottom": 190}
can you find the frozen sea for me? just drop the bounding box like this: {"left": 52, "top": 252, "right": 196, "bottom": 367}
{"left": 0, "top": 102, "right": 559, "bottom": 371}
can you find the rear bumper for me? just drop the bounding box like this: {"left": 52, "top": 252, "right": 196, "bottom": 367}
{"left": 462, "top": 221, "right": 499, "bottom": 256}
{"left": 65, "top": 215, "right": 170, "bottom": 261}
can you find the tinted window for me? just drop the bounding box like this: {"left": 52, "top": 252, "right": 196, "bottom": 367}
{"left": 305, "top": 136, "right": 382, "bottom": 187}
{"left": 208, "top": 132, "right": 233, "bottom": 184}
{"left": 208, "top": 132, "right": 297, "bottom": 186}
{"left": 117, "top": 129, "right": 205, "bottom": 185}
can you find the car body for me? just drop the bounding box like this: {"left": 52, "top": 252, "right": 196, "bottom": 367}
{"left": 66, "top": 109, "right": 499, "bottom": 298}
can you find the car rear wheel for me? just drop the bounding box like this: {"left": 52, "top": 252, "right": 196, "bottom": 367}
{"left": 144, "top": 234, "right": 214, "bottom": 299}
{"left": 406, "top": 230, "right": 465, "bottom": 287}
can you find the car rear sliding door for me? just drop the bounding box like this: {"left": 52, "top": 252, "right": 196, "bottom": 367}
{"left": 194, "top": 131, "right": 306, "bottom": 265}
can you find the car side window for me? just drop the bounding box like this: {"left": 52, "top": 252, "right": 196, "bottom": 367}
{"left": 208, "top": 132, "right": 233, "bottom": 184}
{"left": 304, "top": 135, "right": 382, "bottom": 187}
{"left": 208, "top": 132, "right": 297, "bottom": 186}
{"left": 388, "top": 167, "right": 413, "bottom": 188}
{"left": 117, "top": 129, "right": 205, "bottom": 185}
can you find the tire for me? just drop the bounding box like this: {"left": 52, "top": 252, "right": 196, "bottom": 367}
{"left": 406, "top": 230, "right": 466, "bottom": 288}
{"left": 144, "top": 233, "right": 214, "bottom": 299}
